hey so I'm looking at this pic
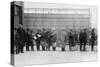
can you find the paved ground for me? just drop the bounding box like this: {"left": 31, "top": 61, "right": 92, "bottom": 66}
{"left": 14, "top": 45, "right": 98, "bottom": 66}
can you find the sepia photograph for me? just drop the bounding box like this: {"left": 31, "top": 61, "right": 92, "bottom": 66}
{"left": 11, "top": 1, "right": 98, "bottom": 66}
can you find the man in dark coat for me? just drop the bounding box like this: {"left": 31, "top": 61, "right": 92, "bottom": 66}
{"left": 26, "top": 29, "right": 34, "bottom": 51}
{"left": 17, "top": 24, "right": 25, "bottom": 53}
{"left": 90, "top": 29, "right": 96, "bottom": 51}
{"left": 79, "top": 29, "right": 87, "bottom": 51}
{"left": 26, "top": 28, "right": 31, "bottom": 51}
{"left": 45, "top": 29, "right": 53, "bottom": 51}
{"left": 27, "top": 29, "right": 34, "bottom": 51}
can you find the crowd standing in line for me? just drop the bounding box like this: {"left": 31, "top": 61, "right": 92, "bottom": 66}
{"left": 13, "top": 24, "right": 97, "bottom": 54}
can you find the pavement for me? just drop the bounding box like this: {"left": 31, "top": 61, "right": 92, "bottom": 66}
{"left": 14, "top": 45, "right": 98, "bottom": 66}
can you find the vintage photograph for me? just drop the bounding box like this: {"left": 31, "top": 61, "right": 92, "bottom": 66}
{"left": 11, "top": 1, "right": 98, "bottom": 66}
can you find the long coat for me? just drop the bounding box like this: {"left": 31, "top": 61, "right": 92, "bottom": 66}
{"left": 79, "top": 31, "right": 87, "bottom": 44}
{"left": 17, "top": 27, "right": 26, "bottom": 46}
{"left": 56, "top": 30, "right": 66, "bottom": 47}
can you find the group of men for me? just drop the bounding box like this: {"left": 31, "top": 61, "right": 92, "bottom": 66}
{"left": 68, "top": 29, "right": 97, "bottom": 51}
{"left": 14, "top": 24, "right": 56, "bottom": 54}
{"left": 14, "top": 24, "right": 97, "bottom": 54}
